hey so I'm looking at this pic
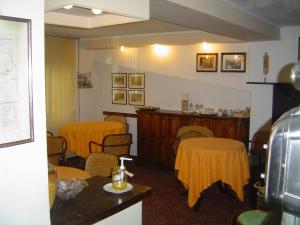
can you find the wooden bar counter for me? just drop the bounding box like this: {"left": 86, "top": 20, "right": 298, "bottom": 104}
{"left": 51, "top": 176, "right": 151, "bottom": 225}
{"left": 136, "top": 109, "right": 250, "bottom": 167}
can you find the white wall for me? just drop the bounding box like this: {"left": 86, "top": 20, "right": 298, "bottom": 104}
{"left": 248, "top": 26, "right": 300, "bottom": 137}
{"left": 79, "top": 43, "right": 251, "bottom": 155}
{"left": 78, "top": 26, "right": 300, "bottom": 151}
{"left": 0, "top": 1, "right": 49, "bottom": 225}
{"left": 78, "top": 48, "right": 99, "bottom": 121}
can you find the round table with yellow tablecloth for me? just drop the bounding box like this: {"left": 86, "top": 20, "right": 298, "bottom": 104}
{"left": 175, "top": 137, "right": 250, "bottom": 208}
{"left": 59, "top": 121, "right": 125, "bottom": 158}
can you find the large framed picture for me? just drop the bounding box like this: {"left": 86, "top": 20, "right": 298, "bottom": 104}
{"left": 196, "top": 53, "right": 218, "bottom": 72}
{"left": 128, "top": 90, "right": 145, "bottom": 106}
{"left": 112, "top": 89, "right": 127, "bottom": 105}
{"left": 0, "top": 16, "right": 34, "bottom": 147}
{"left": 112, "top": 73, "right": 127, "bottom": 88}
{"left": 128, "top": 73, "right": 145, "bottom": 89}
{"left": 221, "top": 52, "right": 246, "bottom": 72}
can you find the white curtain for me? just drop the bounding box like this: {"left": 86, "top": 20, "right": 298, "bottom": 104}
{"left": 45, "top": 36, "right": 76, "bottom": 134}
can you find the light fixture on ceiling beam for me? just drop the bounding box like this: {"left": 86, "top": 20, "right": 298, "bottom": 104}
{"left": 91, "top": 8, "right": 102, "bottom": 15}
{"left": 63, "top": 4, "right": 73, "bottom": 10}
{"left": 45, "top": 0, "right": 150, "bottom": 29}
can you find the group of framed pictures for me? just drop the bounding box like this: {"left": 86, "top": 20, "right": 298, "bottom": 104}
{"left": 112, "top": 73, "right": 145, "bottom": 106}
{"left": 196, "top": 52, "right": 246, "bottom": 72}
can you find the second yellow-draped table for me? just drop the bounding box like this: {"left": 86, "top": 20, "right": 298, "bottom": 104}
{"left": 59, "top": 121, "right": 125, "bottom": 158}
{"left": 175, "top": 137, "right": 250, "bottom": 208}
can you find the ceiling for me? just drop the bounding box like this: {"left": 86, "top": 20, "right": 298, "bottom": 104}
{"left": 45, "top": 0, "right": 300, "bottom": 48}
{"left": 223, "top": 0, "right": 300, "bottom": 26}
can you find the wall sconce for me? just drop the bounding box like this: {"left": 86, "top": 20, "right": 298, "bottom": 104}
{"left": 263, "top": 52, "right": 269, "bottom": 82}
{"left": 153, "top": 44, "right": 169, "bottom": 57}
{"left": 202, "top": 42, "right": 212, "bottom": 51}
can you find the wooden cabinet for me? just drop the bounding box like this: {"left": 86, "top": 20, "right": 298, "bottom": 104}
{"left": 137, "top": 109, "right": 250, "bottom": 167}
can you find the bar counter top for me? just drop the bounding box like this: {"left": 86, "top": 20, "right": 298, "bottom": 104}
{"left": 50, "top": 176, "right": 151, "bottom": 225}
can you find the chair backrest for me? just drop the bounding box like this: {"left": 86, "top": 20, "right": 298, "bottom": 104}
{"left": 85, "top": 152, "right": 118, "bottom": 177}
{"left": 102, "top": 133, "right": 132, "bottom": 156}
{"left": 104, "top": 115, "right": 126, "bottom": 123}
{"left": 104, "top": 115, "right": 129, "bottom": 132}
{"left": 249, "top": 130, "right": 270, "bottom": 155}
{"left": 173, "top": 130, "right": 210, "bottom": 157}
{"left": 47, "top": 131, "right": 67, "bottom": 165}
{"left": 176, "top": 126, "right": 214, "bottom": 138}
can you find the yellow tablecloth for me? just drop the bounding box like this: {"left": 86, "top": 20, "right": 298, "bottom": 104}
{"left": 59, "top": 121, "right": 125, "bottom": 158}
{"left": 175, "top": 137, "right": 250, "bottom": 207}
{"left": 56, "top": 166, "right": 91, "bottom": 180}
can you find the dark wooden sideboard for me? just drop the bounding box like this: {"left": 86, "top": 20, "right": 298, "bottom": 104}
{"left": 136, "top": 109, "right": 250, "bottom": 167}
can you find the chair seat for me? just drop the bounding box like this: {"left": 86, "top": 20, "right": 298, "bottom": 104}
{"left": 237, "top": 210, "right": 268, "bottom": 225}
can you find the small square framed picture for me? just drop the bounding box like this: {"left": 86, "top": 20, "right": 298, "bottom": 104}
{"left": 112, "top": 89, "right": 127, "bottom": 105}
{"left": 196, "top": 53, "right": 218, "bottom": 72}
{"left": 221, "top": 52, "right": 246, "bottom": 72}
{"left": 128, "top": 90, "right": 145, "bottom": 106}
{"left": 112, "top": 73, "right": 127, "bottom": 88}
{"left": 128, "top": 73, "right": 145, "bottom": 89}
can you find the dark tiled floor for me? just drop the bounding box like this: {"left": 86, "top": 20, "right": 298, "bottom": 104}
{"left": 63, "top": 156, "right": 256, "bottom": 225}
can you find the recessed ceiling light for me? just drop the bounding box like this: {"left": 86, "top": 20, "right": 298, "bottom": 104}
{"left": 91, "top": 8, "right": 102, "bottom": 15}
{"left": 63, "top": 4, "right": 73, "bottom": 10}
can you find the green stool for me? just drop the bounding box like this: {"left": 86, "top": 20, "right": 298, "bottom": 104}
{"left": 236, "top": 210, "right": 268, "bottom": 225}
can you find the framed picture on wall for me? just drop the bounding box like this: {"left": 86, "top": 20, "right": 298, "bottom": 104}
{"left": 0, "top": 16, "right": 34, "bottom": 147}
{"left": 128, "top": 90, "right": 145, "bottom": 106}
{"left": 112, "top": 73, "right": 127, "bottom": 88}
{"left": 78, "top": 72, "right": 93, "bottom": 88}
{"left": 112, "top": 89, "right": 127, "bottom": 105}
{"left": 128, "top": 73, "right": 145, "bottom": 89}
{"left": 221, "top": 52, "right": 246, "bottom": 72}
{"left": 196, "top": 53, "right": 218, "bottom": 72}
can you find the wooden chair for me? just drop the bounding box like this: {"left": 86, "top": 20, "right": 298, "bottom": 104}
{"left": 85, "top": 152, "right": 118, "bottom": 177}
{"left": 248, "top": 130, "right": 270, "bottom": 181}
{"left": 176, "top": 125, "right": 214, "bottom": 138}
{"left": 47, "top": 131, "right": 67, "bottom": 165}
{"left": 89, "top": 133, "right": 132, "bottom": 157}
{"left": 173, "top": 126, "right": 214, "bottom": 210}
{"left": 104, "top": 115, "right": 129, "bottom": 132}
{"left": 173, "top": 126, "right": 214, "bottom": 159}
{"left": 235, "top": 210, "right": 269, "bottom": 225}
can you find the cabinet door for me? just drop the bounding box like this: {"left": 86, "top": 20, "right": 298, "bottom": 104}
{"left": 159, "top": 115, "right": 172, "bottom": 166}
{"left": 138, "top": 113, "right": 157, "bottom": 162}
{"left": 137, "top": 113, "right": 160, "bottom": 163}
{"left": 210, "top": 118, "right": 249, "bottom": 143}
{"left": 187, "top": 117, "right": 212, "bottom": 129}
{"left": 211, "top": 119, "right": 237, "bottom": 139}
{"left": 160, "top": 115, "right": 187, "bottom": 166}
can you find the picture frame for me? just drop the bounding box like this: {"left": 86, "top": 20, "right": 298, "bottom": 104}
{"left": 196, "top": 53, "right": 218, "bottom": 72}
{"left": 128, "top": 73, "right": 145, "bottom": 89}
{"left": 112, "top": 73, "right": 127, "bottom": 88}
{"left": 112, "top": 89, "right": 127, "bottom": 105}
{"left": 78, "top": 72, "right": 93, "bottom": 88}
{"left": 221, "top": 52, "right": 246, "bottom": 72}
{"left": 0, "top": 16, "right": 34, "bottom": 147}
{"left": 128, "top": 90, "right": 145, "bottom": 106}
